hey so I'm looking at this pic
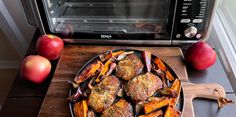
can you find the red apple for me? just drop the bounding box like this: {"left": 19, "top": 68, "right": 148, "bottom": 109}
{"left": 20, "top": 55, "right": 51, "bottom": 84}
{"left": 185, "top": 41, "right": 217, "bottom": 70}
{"left": 36, "top": 34, "right": 64, "bottom": 60}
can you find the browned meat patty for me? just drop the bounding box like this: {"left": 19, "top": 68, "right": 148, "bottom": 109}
{"left": 116, "top": 54, "right": 144, "bottom": 80}
{"left": 88, "top": 76, "right": 120, "bottom": 113}
{"left": 124, "top": 72, "right": 163, "bottom": 103}
{"left": 101, "top": 99, "right": 133, "bottom": 117}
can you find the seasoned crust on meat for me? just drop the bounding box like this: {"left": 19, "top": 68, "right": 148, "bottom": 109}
{"left": 101, "top": 99, "right": 133, "bottom": 117}
{"left": 116, "top": 54, "right": 144, "bottom": 80}
{"left": 124, "top": 72, "right": 163, "bottom": 103}
{"left": 88, "top": 76, "right": 120, "bottom": 113}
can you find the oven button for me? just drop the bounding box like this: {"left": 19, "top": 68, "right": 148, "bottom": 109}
{"left": 181, "top": 19, "right": 191, "bottom": 23}
{"left": 196, "top": 34, "right": 202, "bottom": 39}
{"left": 193, "top": 19, "right": 203, "bottom": 23}
{"left": 184, "top": 26, "right": 198, "bottom": 38}
{"left": 176, "top": 34, "right": 181, "bottom": 38}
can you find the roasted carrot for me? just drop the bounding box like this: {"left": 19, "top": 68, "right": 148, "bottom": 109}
{"left": 144, "top": 98, "right": 169, "bottom": 114}
{"left": 99, "top": 51, "right": 112, "bottom": 62}
{"left": 74, "top": 100, "right": 88, "bottom": 117}
{"left": 164, "top": 106, "right": 181, "bottom": 117}
{"left": 112, "top": 50, "right": 125, "bottom": 57}
{"left": 74, "top": 60, "right": 103, "bottom": 84}
{"left": 166, "top": 70, "right": 175, "bottom": 81}
{"left": 169, "top": 79, "right": 181, "bottom": 107}
{"left": 153, "top": 58, "right": 167, "bottom": 71}
{"left": 139, "top": 110, "right": 163, "bottom": 117}
{"left": 95, "top": 59, "right": 113, "bottom": 82}
{"left": 153, "top": 57, "right": 176, "bottom": 81}
{"left": 99, "top": 50, "right": 125, "bottom": 62}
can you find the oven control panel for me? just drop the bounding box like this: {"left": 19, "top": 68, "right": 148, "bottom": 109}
{"left": 173, "top": 0, "right": 216, "bottom": 41}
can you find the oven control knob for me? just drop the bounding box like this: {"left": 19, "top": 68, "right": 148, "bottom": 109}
{"left": 184, "top": 26, "right": 198, "bottom": 38}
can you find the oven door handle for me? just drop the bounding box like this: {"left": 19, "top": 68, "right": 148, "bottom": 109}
{"left": 93, "top": 30, "right": 128, "bottom": 34}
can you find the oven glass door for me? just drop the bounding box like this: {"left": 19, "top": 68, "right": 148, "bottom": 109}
{"left": 40, "top": 0, "right": 175, "bottom": 40}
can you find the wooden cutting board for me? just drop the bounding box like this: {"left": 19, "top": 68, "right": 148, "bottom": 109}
{"left": 38, "top": 45, "right": 225, "bottom": 117}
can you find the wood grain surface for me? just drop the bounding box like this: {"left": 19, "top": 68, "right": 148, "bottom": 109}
{"left": 38, "top": 45, "right": 225, "bottom": 117}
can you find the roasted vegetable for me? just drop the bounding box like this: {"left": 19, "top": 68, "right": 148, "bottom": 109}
{"left": 117, "top": 51, "right": 134, "bottom": 61}
{"left": 135, "top": 102, "right": 144, "bottom": 115}
{"left": 152, "top": 68, "right": 165, "bottom": 78}
{"left": 153, "top": 58, "right": 175, "bottom": 81}
{"left": 142, "top": 51, "right": 152, "bottom": 72}
{"left": 153, "top": 58, "right": 167, "bottom": 71}
{"left": 67, "top": 87, "right": 83, "bottom": 102}
{"left": 74, "top": 60, "right": 103, "bottom": 84}
{"left": 139, "top": 110, "right": 163, "bottom": 117}
{"left": 88, "top": 110, "right": 95, "bottom": 117}
{"left": 99, "top": 51, "right": 112, "bottom": 62}
{"left": 74, "top": 100, "right": 88, "bottom": 117}
{"left": 164, "top": 106, "right": 181, "bottom": 117}
{"left": 117, "top": 88, "right": 124, "bottom": 97}
{"left": 105, "top": 62, "right": 117, "bottom": 76}
{"left": 99, "top": 50, "right": 126, "bottom": 63}
{"left": 166, "top": 70, "right": 175, "bottom": 81}
{"left": 160, "top": 88, "right": 178, "bottom": 98}
{"left": 148, "top": 97, "right": 165, "bottom": 102}
{"left": 144, "top": 98, "right": 169, "bottom": 114}
{"left": 152, "top": 68, "right": 168, "bottom": 88}
{"left": 162, "top": 77, "right": 168, "bottom": 88}
{"left": 95, "top": 59, "right": 113, "bottom": 82}
{"left": 88, "top": 76, "right": 96, "bottom": 89}
{"left": 169, "top": 79, "right": 181, "bottom": 107}
{"left": 67, "top": 80, "right": 79, "bottom": 89}
{"left": 112, "top": 50, "right": 125, "bottom": 57}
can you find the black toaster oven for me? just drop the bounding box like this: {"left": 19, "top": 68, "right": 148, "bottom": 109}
{"left": 22, "top": 0, "right": 218, "bottom": 45}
